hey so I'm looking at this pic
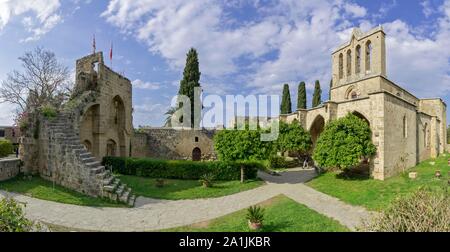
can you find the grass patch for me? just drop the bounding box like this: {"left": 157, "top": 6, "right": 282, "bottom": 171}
{"left": 119, "top": 175, "right": 264, "bottom": 200}
{"left": 307, "top": 155, "right": 450, "bottom": 211}
{"left": 0, "top": 176, "right": 124, "bottom": 208}
{"left": 165, "top": 195, "right": 349, "bottom": 232}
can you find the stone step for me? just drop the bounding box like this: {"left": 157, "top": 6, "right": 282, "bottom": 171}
{"left": 127, "top": 194, "right": 136, "bottom": 207}
{"left": 103, "top": 179, "right": 120, "bottom": 192}
{"left": 85, "top": 161, "right": 101, "bottom": 168}
{"left": 90, "top": 166, "right": 105, "bottom": 175}
{"left": 115, "top": 184, "right": 126, "bottom": 196}
{"left": 73, "top": 148, "right": 88, "bottom": 155}
{"left": 103, "top": 176, "right": 115, "bottom": 185}
{"left": 119, "top": 188, "right": 131, "bottom": 203}
{"left": 82, "top": 157, "right": 97, "bottom": 163}
{"left": 79, "top": 152, "right": 92, "bottom": 158}
{"left": 96, "top": 170, "right": 111, "bottom": 180}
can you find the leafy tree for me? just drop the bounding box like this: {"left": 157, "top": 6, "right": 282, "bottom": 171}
{"left": 280, "top": 84, "right": 292, "bottom": 114}
{"left": 177, "top": 48, "right": 202, "bottom": 128}
{"left": 276, "top": 121, "right": 312, "bottom": 158}
{"left": 447, "top": 125, "right": 450, "bottom": 144}
{"left": 0, "top": 140, "right": 13, "bottom": 158}
{"left": 297, "top": 82, "right": 307, "bottom": 110}
{"left": 312, "top": 80, "right": 322, "bottom": 108}
{"left": 0, "top": 47, "right": 71, "bottom": 114}
{"left": 214, "top": 128, "right": 275, "bottom": 182}
{"left": 164, "top": 107, "right": 177, "bottom": 127}
{"left": 0, "top": 197, "right": 36, "bottom": 232}
{"left": 313, "top": 113, "right": 376, "bottom": 170}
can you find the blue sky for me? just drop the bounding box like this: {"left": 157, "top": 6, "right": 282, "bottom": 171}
{"left": 0, "top": 0, "right": 450, "bottom": 127}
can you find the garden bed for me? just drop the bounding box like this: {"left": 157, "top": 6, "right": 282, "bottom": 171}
{"left": 118, "top": 175, "right": 264, "bottom": 200}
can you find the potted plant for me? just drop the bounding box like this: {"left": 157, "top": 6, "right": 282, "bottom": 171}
{"left": 246, "top": 206, "right": 265, "bottom": 231}
{"left": 155, "top": 178, "right": 165, "bottom": 188}
{"left": 199, "top": 173, "right": 215, "bottom": 188}
{"left": 435, "top": 170, "right": 442, "bottom": 178}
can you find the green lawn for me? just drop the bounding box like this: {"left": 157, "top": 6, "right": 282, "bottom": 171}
{"left": 118, "top": 175, "right": 265, "bottom": 200}
{"left": 165, "top": 195, "right": 349, "bottom": 232}
{"left": 307, "top": 154, "right": 450, "bottom": 211}
{"left": 0, "top": 176, "right": 124, "bottom": 207}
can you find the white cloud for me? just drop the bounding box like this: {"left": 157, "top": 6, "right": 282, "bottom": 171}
{"left": 0, "top": 0, "right": 62, "bottom": 41}
{"left": 103, "top": 0, "right": 450, "bottom": 103}
{"left": 344, "top": 2, "right": 367, "bottom": 18}
{"left": 132, "top": 79, "right": 161, "bottom": 90}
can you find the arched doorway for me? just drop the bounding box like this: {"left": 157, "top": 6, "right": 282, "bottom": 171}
{"left": 192, "top": 147, "right": 202, "bottom": 161}
{"left": 111, "top": 96, "right": 126, "bottom": 157}
{"left": 352, "top": 111, "right": 370, "bottom": 126}
{"left": 351, "top": 111, "right": 371, "bottom": 176}
{"left": 106, "top": 139, "right": 117, "bottom": 157}
{"left": 80, "top": 104, "right": 100, "bottom": 158}
{"left": 83, "top": 140, "right": 92, "bottom": 153}
{"left": 310, "top": 115, "right": 325, "bottom": 149}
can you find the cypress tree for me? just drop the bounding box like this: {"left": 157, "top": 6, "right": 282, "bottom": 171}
{"left": 329, "top": 79, "right": 333, "bottom": 101}
{"left": 178, "top": 48, "right": 201, "bottom": 128}
{"left": 312, "top": 80, "right": 322, "bottom": 108}
{"left": 280, "top": 84, "right": 292, "bottom": 114}
{"left": 297, "top": 81, "right": 307, "bottom": 110}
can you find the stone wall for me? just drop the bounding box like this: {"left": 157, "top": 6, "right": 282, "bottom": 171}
{"left": 131, "top": 128, "right": 217, "bottom": 160}
{"left": 0, "top": 158, "right": 21, "bottom": 181}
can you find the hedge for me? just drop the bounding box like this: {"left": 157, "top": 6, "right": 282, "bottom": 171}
{"left": 0, "top": 140, "right": 13, "bottom": 158}
{"left": 102, "top": 157, "right": 263, "bottom": 181}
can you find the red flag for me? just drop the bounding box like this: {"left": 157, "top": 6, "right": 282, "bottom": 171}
{"left": 110, "top": 42, "right": 113, "bottom": 61}
{"left": 93, "top": 34, "right": 96, "bottom": 54}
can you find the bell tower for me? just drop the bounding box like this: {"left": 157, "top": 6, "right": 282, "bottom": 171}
{"left": 331, "top": 26, "right": 386, "bottom": 88}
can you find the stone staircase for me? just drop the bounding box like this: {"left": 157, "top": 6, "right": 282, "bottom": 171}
{"left": 47, "top": 113, "right": 136, "bottom": 207}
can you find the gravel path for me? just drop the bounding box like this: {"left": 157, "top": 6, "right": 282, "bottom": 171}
{"left": 0, "top": 169, "right": 374, "bottom": 231}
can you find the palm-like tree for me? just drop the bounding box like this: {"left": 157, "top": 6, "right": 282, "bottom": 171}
{"left": 164, "top": 107, "right": 177, "bottom": 127}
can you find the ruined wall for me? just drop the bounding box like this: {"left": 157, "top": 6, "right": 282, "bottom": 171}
{"left": 131, "top": 128, "right": 217, "bottom": 160}
{"left": 75, "top": 53, "right": 133, "bottom": 160}
{"left": 0, "top": 158, "right": 21, "bottom": 181}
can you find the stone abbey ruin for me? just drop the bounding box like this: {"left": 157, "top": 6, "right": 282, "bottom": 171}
{"left": 10, "top": 26, "right": 448, "bottom": 204}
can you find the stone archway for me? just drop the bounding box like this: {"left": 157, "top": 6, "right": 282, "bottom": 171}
{"left": 352, "top": 111, "right": 370, "bottom": 126}
{"left": 106, "top": 139, "right": 117, "bottom": 157}
{"left": 111, "top": 96, "right": 126, "bottom": 157}
{"left": 351, "top": 111, "right": 372, "bottom": 176}
{"left": 80, "top": 104, "right": 100, "bottom": 158}
{"left": 310, "top": 115, "right": 325, "bottom": 149}
{"left": 83, "top": 140, "right": 92, "bottom": 153}
{"left": 192, "top": 147, "right": 202, "bottom": 161}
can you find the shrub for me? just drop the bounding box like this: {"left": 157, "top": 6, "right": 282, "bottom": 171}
{"left": 102, "top": 157, "right": 262, "bottom": 181}
{"left": 246, "top": 206, "right": 265, "bottom": 224}
{"left": 0, "top": 140, "right": 14, "bottom": 158}
{"left": 313, "top": 113, "right": 376, "bottom": 171}
{"left": 199, "top": 173, "right": 216, "bottom": 188}
{"left": 276, "top": 121, "right": 312, "bottom": 157}
{"left": 361, "top": 188, "right": 450, "bottom": 232}
{"left": 268, "top": 155, "right": 287, "bottom": 169}
{"left": 0, "top": 197, "right": 35, "bottom": 232}
{"left": 40, "top": 104, "right": 57, "bottom": 119}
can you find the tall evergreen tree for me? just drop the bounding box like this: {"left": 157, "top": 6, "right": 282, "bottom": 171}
{"left": 329, "top": 79, "right": 333, "bottom": 101}
{"left": 178, "top": 48, "right": 202, "bottom": 128}
{"left": 312, "top": 80, "right": 322, "bottom": 108}
{"left": 297, "top": 81, "right": 307, "bottom": 110}
{"left": 280, "top": 84, "right": 292, "bottom": 114}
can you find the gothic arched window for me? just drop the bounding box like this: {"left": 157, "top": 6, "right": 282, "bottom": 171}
{"left": 339, "top": 53, "right": 344, "bottom": 79}
{"left": 347, "top": 50, "right": 352, "bottom": 77}
{"left": 355, "top": 45, "right": 361, "bottom": 74}
{"left": 365, "top": 41, "right": 372, "bottom": 73}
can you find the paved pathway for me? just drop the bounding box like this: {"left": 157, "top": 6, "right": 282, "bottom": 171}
{"left": 0, "top": 169, "right": 374, "bottom": 231}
